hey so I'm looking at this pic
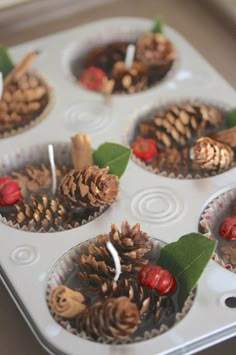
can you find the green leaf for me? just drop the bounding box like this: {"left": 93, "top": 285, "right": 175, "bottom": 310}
{"left": 93, "top": 143, "right": 131, "bottom": 178}
{"left": 151, "top": 16, "right": 163, "bottom": 34}
{"left": 0, "top": 47, "right": 14, "bottom": 78}
{"left": 158, "top": 233, "right": 216, "bottom": 307}
{"left": 225, "top": 108, "right": 236, "bottom": 128}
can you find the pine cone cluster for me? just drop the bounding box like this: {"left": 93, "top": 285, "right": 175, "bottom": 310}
{"left": 59, "top": 166, "right": 119, "bottom": 208}
{"left": 77, "top": 222, "right": 153, "bottom": 283}
{"left": 7, "top": 193, "right": 68, "bottom": 230}
{"left": 76, "top": 297, "right": 139, "bottom": 340}
{"left": 139, "top": 104, "right": 223, "bottom": 148}
{"left": 0, "top": 73, "right": 49, "bottom": 135}
{"left": 192, "top": 137, "right": 234, "bottom": 170}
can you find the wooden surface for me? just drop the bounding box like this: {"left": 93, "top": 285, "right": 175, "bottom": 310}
{"left": 0, "top": 0, "right": 236, "bottom": 354}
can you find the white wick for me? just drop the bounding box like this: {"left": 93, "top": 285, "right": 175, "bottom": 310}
{"left": 124, "top": 44, "right": 136, "bottom": 70}
{"left": 48, "top": 144, "right": 57, "bottom": 195}
{"left": 0, "top": 72, "right": 3, "bottom": 100}
{"left": 106, "top": 241, "right": 121, "bottom": 281}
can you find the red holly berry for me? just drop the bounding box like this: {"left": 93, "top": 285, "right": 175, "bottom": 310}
{"left": 0, "top": 176, "right": 21, "bottom": 206}
{"left": 132, "top": 137, "right": 158, "bottom": 161}
{"left": 79, "top": 66, "right": 107, "bottom": 91}
{"left": 139, "top": 264, "right": 176, "bottom": 295}
{"left": 219, "top": 217, "right": 236, "bottom": 241}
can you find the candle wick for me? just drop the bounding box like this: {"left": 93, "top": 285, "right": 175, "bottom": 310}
{"left": 106, "top": 241, "right": 121, "bottom": 281}
{"left": 0, "top": 72, "right": 3, "bottom": 100}
{"left": 48, "top": 144, "right": 57, "bottom": 195}
{"left": 124, "top": 44, "right": 136, "bottom": 70}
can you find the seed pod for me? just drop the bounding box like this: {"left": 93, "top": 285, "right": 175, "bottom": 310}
{"left": 139, "top": 264, "right": 176, "bottom": 295}
{"left": 0, "top": 176, "right": 21, "bottom": 206}
{"left": 219, "top": 217, "right": 236, "bottom": 241}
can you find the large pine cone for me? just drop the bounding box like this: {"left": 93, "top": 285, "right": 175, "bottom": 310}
{"left": 192, "top": 137, "right": 234, "bottom": 170}
{"left": 7, "top": 194, "right": 67, "bottom": 230}
{"left": 76, "top": 297, "right": 139, "bottom": 340}
{"left": 136, "top": 33, "right": 176, "bottom": 67}
{"left": 139, "top": 104, "right": 224, "bottom": 148}
{"left": 78, "top": 222, "right": 153, "bottom": 282}
{"left": 59, "top": 166, "right": 119, "bottom": 208}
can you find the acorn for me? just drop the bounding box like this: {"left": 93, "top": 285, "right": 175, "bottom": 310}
{"left": 0, "top": 176, "right": 21, "bottom": 206}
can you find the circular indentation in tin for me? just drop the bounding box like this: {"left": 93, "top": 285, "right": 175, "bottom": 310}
{"left": 131, "top": 187, "right": 184, "bottom": 224}
{"left": 64, "top": 101, "right": 112, "bottom": 134}
{"left": 10, "top": 245, "right": 39, "bottom": 265}
{"left": 225, "top": 297, "right": 236, "bottom": 308}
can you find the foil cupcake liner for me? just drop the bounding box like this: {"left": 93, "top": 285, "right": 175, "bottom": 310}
{"left": 62, "top": 23, "right": 180, "bottom": 95}
{"left": 125, "top": 97, "right": 234, "bottom": 180}
{"left": 199, "top": 187, "right": 236, "bottom": 273}
{"left": 46, "top": 236, "right": 195, "bottom": 344}
{"left": 0, "top": 142, "right": 107, "bottom": 233}
{"left": 0, "top": 70, "right": 54, "bottom": 139}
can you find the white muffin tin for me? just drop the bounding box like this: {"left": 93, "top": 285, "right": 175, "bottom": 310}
{"left": 0, "top": 17, "right": 236, "bottom": 355}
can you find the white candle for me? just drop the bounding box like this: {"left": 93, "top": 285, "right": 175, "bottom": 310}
{"left": 124, "top": 44, "right": 136, "bottom": 70}
{"left": 106, "top": 241, "right": 121, "bottom": 281}
{"left": 48, "top": 144, "right": 57, "bottom": 195}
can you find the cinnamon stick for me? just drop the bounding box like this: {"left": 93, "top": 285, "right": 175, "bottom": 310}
{"left": 210, "top": 126, "right": 236, "bottom": 148}
{"left": 71, "top": 134, "right": 93, "bottom": 170}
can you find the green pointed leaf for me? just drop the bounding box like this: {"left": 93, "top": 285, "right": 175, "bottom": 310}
{"left": 0, "top": 47, "right": 14, "bottom": 78}
{"left": 151, "top": 17, "right": 163, "bottom": 34}
{"left": 158, "top": 233, "right": 216, "bottom": 307}
{"left": 93, "top": 143, "right": 131, "bottom": 178}
{"left": 226, "top": 108, "right": 236, "bottom": 128}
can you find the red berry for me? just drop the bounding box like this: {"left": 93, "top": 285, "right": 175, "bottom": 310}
{"left": 79, "top": 66, "right": 107, "bottom": 91}
{"left": 0, "top": 176, "right": 21, "bottom": 206}
{"left": 139, "top": 264, "right": 176, "bottom": 295}
{"left": 219, "top": 217, "right": 236, "bottom": 241}
{"left": 132, "top": 137, "right": 158, "bottom": 161}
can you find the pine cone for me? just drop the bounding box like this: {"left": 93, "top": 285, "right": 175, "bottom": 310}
{"left": 7, "top": 194, "right": 68, "bottom": 230}
{"left": 11, "top": 164, "right": 68, "bottom": 196}
{"left": 192, "top": 137, "right": 234, "bottom": 170}
{"left": 59, "top": 166, "right": 119, "bottom": 208}
{"left": 136, "top": 33, "right": 176, "bottom": 68}
{"left": 77, "top": 222, "right": 153, "bottom": 283}
{"left": 139, "top": 104, "right": 224, "bottom": 148}
{"left": 76, "top": 297, "right": 139, "bottom": 340}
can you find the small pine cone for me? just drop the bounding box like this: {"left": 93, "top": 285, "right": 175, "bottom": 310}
{"left": 76, "top": 297, "right": 139, "bottom": 340}
{"left": 150, "top": 104, "right": 224, "bottom": 148}
{"left": 136, "top": 33, "right": 176, "bottom": 67}
{"left": 192, "top": 137, "right": 234, "bottom": 170}
{"left": 59, "top": 166, "right": 119, "bottom": 208}
{"left": 10, "top": 194, "right": 67, "bottom": 229}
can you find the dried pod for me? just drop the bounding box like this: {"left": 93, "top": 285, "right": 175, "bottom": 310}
{"left": 139, "top": 264, "right": 176, "bottom": 295}
{"left": 192, "top": 137, "right": 234, "bottom": 170}
{"left": 76, "top": 297, "right": 139, "bottom": 340}
{"left": 59, "top": 166, "right": 119, "bottom": 208}
{"left": 0, "top": 176, "right": 21, "bottom": 206}
{"left": 49, "top": 286, "right": 86, "bottom": 318}
{"left": 219, "top": 217, "right": 236, "bottom": 241}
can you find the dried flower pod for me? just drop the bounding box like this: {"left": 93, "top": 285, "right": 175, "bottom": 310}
{"left": 76, "top": 297, "right": 139, "bottom": 340}
{"left": 219, "top": 217, "right": 236, "bottom": 241}
{"left": 79, "top": 66, "right": 107, "bottom": 91}
{"left": 132, "top": 137, "right": 158, "bottom": 161}
{"left": 0, "top": 176, "right": 21, "bottom": 206}
{"left": 139, "top": 264, "right": 176, "bottom": 295}
{"left": 192, "top": 137, "right": 234, "bottom": 170}
{"left": 49, "top": 286, "right": 86, "bottom": 318}
{"left": 59, "top": 166, "right": 119, "bottom": 208}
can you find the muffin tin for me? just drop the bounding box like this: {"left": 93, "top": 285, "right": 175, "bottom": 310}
{"left": 0, "top": 17, "right": 236, "bottom": 355}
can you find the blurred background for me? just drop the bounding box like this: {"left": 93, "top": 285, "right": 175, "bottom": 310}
{"left": 0, "top": 0, "right": 235, "bottom": 354}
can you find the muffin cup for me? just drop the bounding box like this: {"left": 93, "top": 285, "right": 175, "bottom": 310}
{"left": 199, "top": 187, "right": 236, "bottom": 273}
{"left": 126, "top": 98, "right": 234, "bottom": 179}
{"left": 0, "top": 70, "right": 54, "bottom": 139}
{"left": 0, "top": 143, "right": 107, "bottom": 233}
{"left": 46, "top": 235, "right": 195, "bottom": 344}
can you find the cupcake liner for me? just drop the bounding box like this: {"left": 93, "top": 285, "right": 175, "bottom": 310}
{"left": 62, "top": 25, "right": 180, "bottom": 95}
{"left": 0, "top": 143, "right": 107, "bottom": 233}
{"left": 199, "top": 187, "right": 236, "bottom": 273}
{"left": 125, "top": 97, "right": 234, "bottom": 179}
{"left": 46, "top": 236, "right": 195, "bottom": 344}
{"left": 0, "top": 70, "right": 54, "bottom": 139}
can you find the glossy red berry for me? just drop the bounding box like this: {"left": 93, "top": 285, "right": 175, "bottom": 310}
{"left": 219, "top": 217, "right": 236, "bottom": 241}
{"left": 132, "top": 137, "right": 158, "bottom": 161}
{"left": 79, "top": 66, "right": 107, "bottom": 91}
{"left": 0, "top": 176, "right": 21, "bottom": 206}
{"left": 139, "top": 264, "right": 176, "bottom": 295}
